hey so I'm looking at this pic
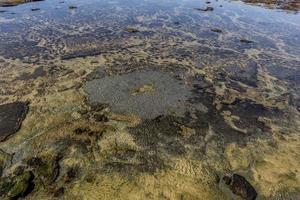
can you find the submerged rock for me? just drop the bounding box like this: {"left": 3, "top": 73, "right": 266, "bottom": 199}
{"left": 26, "top": 154, "right": 60, "bottom": 185}
{"left": 194, "top": 7, "right": 214, "bottom": 11}
{"left": 17, "top": 66, "right": 46, "bottom": 80}
{"left": 221, "top": 98, "right": 282, "bottom": 135}
{"left": 68, "top": 5, "right": 77, "bottom": 9}
{"left": 124, "top": 27, "right": 140, "bottom": 33}
{"left": 223, "top": 174, "right": 257, "bottom": 200}
{"left": 30, "top": 8, "right": 40, "bottom": 11}
{"left": 226, "top": 62, "right": 258, "bottom": 87}
{"left": 0, "top": 101, "right": 29, "bottom": 142}
{"left": 240, "top": 39, "right": 254, "bottom": 44}
{"left": 211, "top": 28, "right": 222, "bottom": 33}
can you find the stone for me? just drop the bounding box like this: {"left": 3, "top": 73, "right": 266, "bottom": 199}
{"left": 240, "top": 39, "right": 254, "bottom": 44}
{"left": 27, "top": 154, "right": 60, "bottom": 185}
{"left": 92, "top": 113, "right": 109, "bottom": 122}
{"left": 0, "top": 102, "right": 29, "bottom": 142}
{"left": 211, "top": 28, "right": 222, "bottom": 33}
{"left": 194, "top": 7, "right": 214, "bottom": 11}
{"left": 69, "top": 5, "right": 77, "bottom": 9}
{"left": 124, "top": 27, "right": 140, "bottom": 33}
{"left": 223, "top": 174, "right": 257, "bottom": 200}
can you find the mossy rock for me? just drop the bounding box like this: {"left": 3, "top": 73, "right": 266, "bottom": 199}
{"left": 27, "top": 154, "right": 60, "bottom": 185}
{"left": 0, "top": 177, "right": 14, "bottom": 197}
{"left": 0, "top": 171, "right": 34, "bottom": 200}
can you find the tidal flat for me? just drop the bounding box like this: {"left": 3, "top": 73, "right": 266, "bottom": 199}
{"left": 0, "top": 0, "right": 300, "bottom": 199}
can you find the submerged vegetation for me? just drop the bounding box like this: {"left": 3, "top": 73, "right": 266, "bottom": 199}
{"left": 0, "top": 0, "right": 299, "bottom": 199}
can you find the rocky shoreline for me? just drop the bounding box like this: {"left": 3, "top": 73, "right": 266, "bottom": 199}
{"left": 0, "top": 0, "right": 43, "bottom": 7}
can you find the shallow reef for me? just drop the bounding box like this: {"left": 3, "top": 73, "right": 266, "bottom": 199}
{"left": 0, "top": 0, "right": 299, "bottom": 199}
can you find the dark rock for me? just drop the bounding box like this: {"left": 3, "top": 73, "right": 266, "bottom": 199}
{"left": 31, "top": 8, "right": 40, "bottom": 11}
{"left": 211, "top": 28, "right": 222, "bottom": 33}
{"left": 26, "top": 157, "right": 43, "bottom": 167}
{"left": 27, "top": 154, "right": 60, "bottom": 185}
{"left": 240, "top": 39, "right": 254, "bottom": 44}
{"left": 223, "top": 174, "right": 257, "bottom": 200}
{"left": 73, "top": 127, "right": 102, "bottom": 138}
{"left": 124, "top": 27, "right": 140, "bottom": 33}
{"left": 69, "top": 5, "right": 77, "bottom": 9}
{"left": 194, "top": 7, "right": 214, "bottom": 11}
{"left": 93, "top": 113, "right": 109, "bottom": 122}
{"left": 0, "top": 101, "right": 29, "bottom": 142}
{"left": 90, "top": 60, "right": 99, "bottom": 64}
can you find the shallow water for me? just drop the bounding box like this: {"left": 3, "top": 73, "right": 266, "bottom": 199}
{"left": 0, "top": 0, "right": 300, "bottom": 199}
